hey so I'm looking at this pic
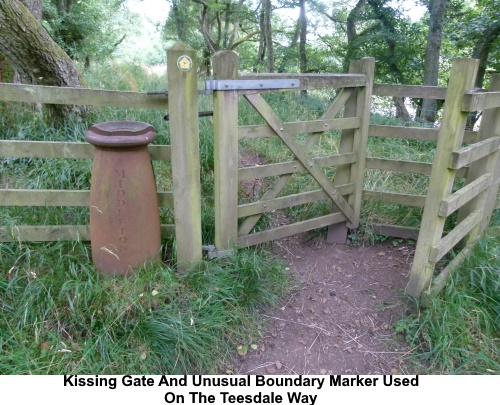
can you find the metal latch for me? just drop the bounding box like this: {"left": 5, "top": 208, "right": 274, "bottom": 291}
{"left": 205, "top": 78, "right": 299, "bottom": 91}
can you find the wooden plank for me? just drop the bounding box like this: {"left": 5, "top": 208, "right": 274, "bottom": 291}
{"left": 237, "top": 183, "right": 355, "bottom": 218}
{"left": 362, "top": 190, "right": 426, "bottom": 207}
{"left": 239, "top": 117, "right": 360, "bottom": 139}
{"left": 244, "top": 92, "right": 355, "bottom": 223}
{"left": 0, "top": 224, "right": 174, "bottom": 242}
{"left": 0, "top": 140, "right": 171, "bottom": 161}
{"left": 462, "top": 91, "right": 500, "bottom": 112}
{"left": 237, "top": 88, "right": 355, "bottom": 237}
{"left": 371, "top": 223, "right": 419, "bottom": 240}
{"left": 213, "top": 50, "right": 240, "bottom": 250}
{"left": 0, "top": 83, "right": 168, "bottom": 110}
{"left": 449, "top": 136, "right": 500, "bottom": 169}
{"left": 166, "top": 43, "right": 202, "bottom": 264}
{"left": 368, "top": 125, "right": 478, "bottom": 143}
{"left": 239, "top": 73, "right": 368, "bottom": 89}
{"left": 406, "top": 58, "right": 479, "bottom": 298}
{"left": 368, "top": 125, "right": 439, "bottom": 141}
{"left": 0, "top": 225, "right": 91, "bottom": 242}
{"left": 429, "top": 209, "right": 483, "bottom": 262}
{"left": 365, "top": 158, "right": 432, "bottom": 175}
{"left": 237, "top": 212, "right": 346, "bottom": 247}
{"left": 365, "top": 158, "right": 468, "bottom": 178}
{"left": 439, "top": 173, "right": 494, "bottom": 217}
{"left": 239, "top": 152, "right": 357, "bottom": 182}
{"left": 428, "top": 244, "right": 474, "bottom": 298}
{"left": 0, "top": 189, "right": 174, "bottom": 207}
{"left": 373, "top": 84, "right": 447, "bottom": 99}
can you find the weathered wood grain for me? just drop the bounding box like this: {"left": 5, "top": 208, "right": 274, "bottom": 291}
{"left": 237, "top": 212, "right": 346, "bottom": 247}
{"left": 362, "top": 190, "right": 426, "bottom": 207}
{"left": 0, "top": 83, "right": 168, "bottom": 109}
{"left": 167, "top": 42, "right": 202, "bottom": 264}
{"left": 429, "top": 209, "right": 483, "bottom": 262}
{"left": 0, "top": 189, "right": 174, "bottom": 207}
{"left": 0, "top": 224, "right": 174, "bottom": 242}
{"left": 462, "top": 91, "right": 500, "bottom": 112}
{"left": 239, "top": 117, "right": 360, "bottom": 139}
{"left": 0, "top": 140, "right": 171, "bottom": 160}
{"left": 407, "top": 58, "right": 479, "bottom": 298}
{"left": 449, "top": 136, "right": 500, "bottom": 169}
{"left": 439, "top": 173, "right": 493, "bottom": 217}
{"left": 373, "top": 84, "right": 447, "bottom": 99}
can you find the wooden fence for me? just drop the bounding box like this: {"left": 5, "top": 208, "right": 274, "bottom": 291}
{"left": 1, "top": 44, "right": 499, "bottom": 298}
{"left": 0, "top": 43, "right": 203, "bottom": 266}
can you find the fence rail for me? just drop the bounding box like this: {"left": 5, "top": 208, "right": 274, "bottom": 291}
{"left": 0, "top": 83, "right": 168, "bottom": 109}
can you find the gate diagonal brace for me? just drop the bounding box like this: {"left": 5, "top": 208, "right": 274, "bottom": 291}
{"left": 243, "top": 92, "right": 355, "bottom": 224}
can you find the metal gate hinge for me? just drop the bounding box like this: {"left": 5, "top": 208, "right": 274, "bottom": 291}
{"left": 205, "top": 78, "right": 300, "bottom": 91}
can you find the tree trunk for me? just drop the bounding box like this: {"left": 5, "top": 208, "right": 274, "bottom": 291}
{"left": 299, "top": 0, "right": 307, "bottom": 95}
{"left": 421, "top": 0, "right": 447, "bottom": 123}
{"left": 0, "top": 0, "right": 83, "bottom": 87}
{"left": 344, "top": 0, "right": 366, "bottom": 72}
{"left": 393, "top": 96, "right": 411, "bottom": 122}
{"left": 467, "top": 26, "right": 500, "bottom": 128}
{"left": 263, "top": 0, "right": 274, "bottom": 72}
{"left": 0, "top": 0, "right": 84, "bottom": 116}
{"left": 299, "top": 0, "right": 307, "bottom": 74}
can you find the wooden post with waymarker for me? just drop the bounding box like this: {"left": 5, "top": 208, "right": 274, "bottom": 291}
{"left": 166, "top": 42, "right": 202, "bottom": 266}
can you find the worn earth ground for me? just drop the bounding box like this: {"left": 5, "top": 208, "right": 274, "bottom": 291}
{"left": 223, "top": 151, "right": 420, "bottom": 375}
{"left": 229, "top": 235, "right": 417, "bottom": 375}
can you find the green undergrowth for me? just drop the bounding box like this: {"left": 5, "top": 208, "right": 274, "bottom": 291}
{"left": 0, "top": 241, "right": 288, "bottom": 374}
{"left": 397, "top": 231, "right": 500, "bottom": 374}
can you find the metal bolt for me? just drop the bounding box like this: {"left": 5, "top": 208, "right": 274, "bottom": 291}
{"left": 291, "top": 82, "right": 295, "bottom": 86}
{"left": 280, "top": 128, "right": 284, "bottom": 131}
{"left": 263, "top": 205, "right": 267, "bottom": 208}
{"left": 224, "top": 83, "right": 229, "bottom": 88}
{"left": 332, "top": 190, "right": 336, "bottom": 195}
{"left": 260, "top": 83, "right": 263, "bottom": 87}
{"left": 325, "top": 124, "right": 328, "bottom": 127}
{"left": 293, "top": 165, "right": 297, "bottom": 169}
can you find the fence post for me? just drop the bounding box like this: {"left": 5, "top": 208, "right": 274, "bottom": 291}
{"left": 166, "top": 42, "right": 202, "bottom": 266}
{"left": 213, "top": 51, "right": 239, "bottom": 251}
{"left": 457, "top": 74, "right": 500, "bottom": 235}
{"left": 327, "top": 57, "right": 375, "bottom": 244}
{"left": 406, "top": 58, "right": 479, "bottom": 298}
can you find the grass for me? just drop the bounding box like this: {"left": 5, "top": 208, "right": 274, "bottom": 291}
{"left": 0, "top": 241, "right": 288, "bottom": 374}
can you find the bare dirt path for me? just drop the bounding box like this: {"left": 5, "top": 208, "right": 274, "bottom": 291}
{"left": 230, "top": 235, "right": 416, "bottom": 375}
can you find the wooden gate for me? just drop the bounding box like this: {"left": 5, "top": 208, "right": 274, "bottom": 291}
{"left": 212, "top": 51, "right": 374, "bottom": 251}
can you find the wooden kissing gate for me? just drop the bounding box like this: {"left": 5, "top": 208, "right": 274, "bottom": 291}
{"left": 1, "top": 42, "right": 500, "bottom": 300}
